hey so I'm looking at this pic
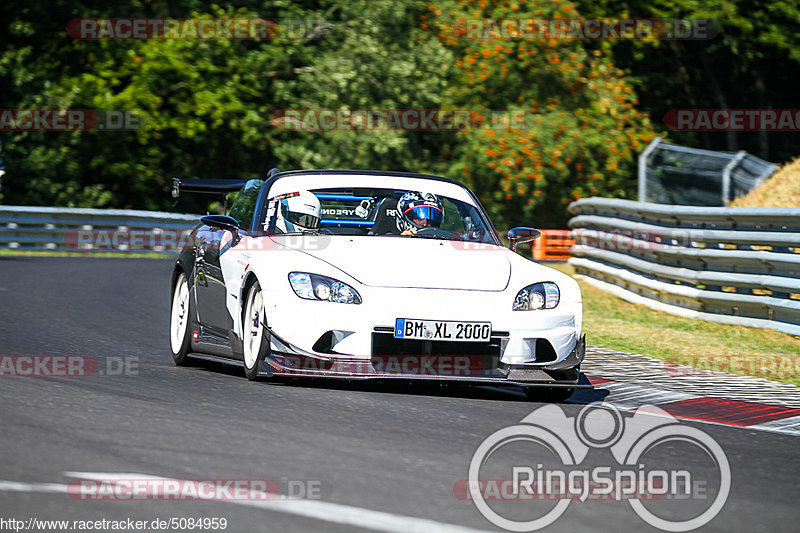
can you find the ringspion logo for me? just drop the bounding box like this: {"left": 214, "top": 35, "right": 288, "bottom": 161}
{"left": 462, "top": 404, "right": 730, "bottom": 531}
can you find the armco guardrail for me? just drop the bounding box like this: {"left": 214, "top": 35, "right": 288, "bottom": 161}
{"left": 0, "top": 206, "right": 201, "bottom": 253}
{"left": 567, "top": 197, "right": 800, "bottom": 336}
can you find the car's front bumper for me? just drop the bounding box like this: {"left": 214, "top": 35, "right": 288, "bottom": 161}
{"left": 257, "top": 333, "right": 589, "bottom": 389}
{"left": 262, "top": 284, "right": 583, "bottom": 365}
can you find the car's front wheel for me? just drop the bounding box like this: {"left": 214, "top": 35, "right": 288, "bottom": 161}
{"left": 170, "top": 271, "right": 193, "bottom": 366}
{"left": 243, "top": 281, "right": 270, "bottom": 380}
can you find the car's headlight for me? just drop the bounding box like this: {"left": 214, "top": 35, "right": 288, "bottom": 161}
{"left": 288, "top": 272, "right": 362, "bottom": 304}
{"left": 513, "top": 282, "right": 559, "bottom": 310}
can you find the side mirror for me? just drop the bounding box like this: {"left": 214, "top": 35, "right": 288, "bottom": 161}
{"left": 201, "top": 215, "right": 241, "bottom": 245}
{"left": 507, "top": 227, "right": 541, "bottom": 252}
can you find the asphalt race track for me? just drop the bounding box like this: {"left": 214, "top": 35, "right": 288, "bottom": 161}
{"left": 1, "top": 257, "right": 798, "bottom": 532}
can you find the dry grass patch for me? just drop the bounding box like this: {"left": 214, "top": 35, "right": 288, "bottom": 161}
{"left": 731, "top": 155, "right": 800, "bottom": 207}
{"left": 549, "top": 263, "right": 800, "bottom": 385}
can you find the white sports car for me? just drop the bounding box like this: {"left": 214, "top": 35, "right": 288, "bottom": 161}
{"left": 169, "top": 170, "right": 589, "bottom": 401}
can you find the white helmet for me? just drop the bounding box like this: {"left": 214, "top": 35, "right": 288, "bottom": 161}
{"left": 274, "top": 190, "right": 321, "bottom": 233}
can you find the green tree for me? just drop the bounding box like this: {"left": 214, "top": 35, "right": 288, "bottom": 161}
{"left": 573, "top": 0, "right": 800, "bottom": 162}
{"left": 0, "top": 0, "right": 456, "bottom": 211}
{"left": 426, "top": 0, "right": 657, "bottom": 228}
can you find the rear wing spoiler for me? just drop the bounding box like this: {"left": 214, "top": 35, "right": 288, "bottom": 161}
{"left": 171, "top": 178, "right": 250, "bottom": 212}
{"left": 171, "top": 178, "right": 249, "bottom": 198}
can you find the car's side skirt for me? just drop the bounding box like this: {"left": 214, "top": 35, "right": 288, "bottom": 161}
{"left": 186, "top": 352, "right": 243, "bottom": 367}
{"left": 191, "top": 328, "right": 234, "bottom": 358}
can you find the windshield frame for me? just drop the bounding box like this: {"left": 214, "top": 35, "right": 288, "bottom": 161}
{"left": 251, "top": 170, "right": 502, "bottom": 246}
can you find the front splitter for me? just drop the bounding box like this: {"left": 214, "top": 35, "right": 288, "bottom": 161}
{"left": 259, "top": 353, "right": 592, "bottom": 389}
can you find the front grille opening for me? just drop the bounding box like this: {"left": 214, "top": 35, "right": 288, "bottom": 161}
{"left": 371, "top": 332, "right": 502, "bottom": 357}
{"left": 535, "top": 339, "right": 557, "bottom": 363}
{"left": 370, "top": 332, "right": 503, "bottom": 375}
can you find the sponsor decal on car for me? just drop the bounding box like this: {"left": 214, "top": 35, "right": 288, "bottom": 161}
{"left": 268, "top": 191, "right": 301, "bottom": 202}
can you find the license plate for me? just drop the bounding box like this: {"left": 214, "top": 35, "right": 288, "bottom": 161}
{"left": 394, "top": 319, "right": 492, "bottom": 342}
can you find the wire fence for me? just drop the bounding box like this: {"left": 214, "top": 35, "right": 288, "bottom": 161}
{"left": 638, "top": 137, "right": 779, "bottom": 206}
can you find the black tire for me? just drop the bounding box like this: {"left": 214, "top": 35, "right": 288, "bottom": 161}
{"left": 524, "top": 387, "right": 575, "bottom": 403}
{"left": 169, "top": 271, "right": 193, "bottom": 366}
{"left": 242, "top": 281, "right": 270, "bottom": 381}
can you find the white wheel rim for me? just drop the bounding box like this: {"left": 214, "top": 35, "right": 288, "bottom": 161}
{"left": 244, "top": 288, "right": 264, "bottom": 369}
{"left": 170, "top": 274, "right": 190, "bottom": 354}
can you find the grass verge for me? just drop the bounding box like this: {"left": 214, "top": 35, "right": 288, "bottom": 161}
{"left": 550, "top": 263, "right": 800, "bottom": 386}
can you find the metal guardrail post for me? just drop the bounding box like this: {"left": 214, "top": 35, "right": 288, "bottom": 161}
{"left": 637, "top": 137, "right": 662, "bottom": 202}
{"left": 721, "top": 150, "right": 747, "bottom": 204}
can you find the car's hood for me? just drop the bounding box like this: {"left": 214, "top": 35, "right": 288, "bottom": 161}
{"left": 273, "top": 235, "right": 512, "bottom": 291}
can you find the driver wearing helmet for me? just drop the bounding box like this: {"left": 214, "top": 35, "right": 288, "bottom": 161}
{"left": 396, "top": 191, "right": 444, "bottom": 236}
{"left": 274, "top": 190, "right": 321, "bottom": 233}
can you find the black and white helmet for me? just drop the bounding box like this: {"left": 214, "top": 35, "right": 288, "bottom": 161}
{"left": 396, "top": 191, "right": 444, "bottom": 232}
{"left": 274, "top": 190, "right": 321, "bottom": 233}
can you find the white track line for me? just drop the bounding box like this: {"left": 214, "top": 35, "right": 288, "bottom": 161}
{"left": 747, "top": 415, "right": 800, "bottom": 436}
{"left": 1, "top": 472, "right": 496, "bottom": 533}
{"left": 0, "top": 480, "right": 69, "bottom": 494}
{"left": 237, "top": 497, "right": 491, "bottom": 533}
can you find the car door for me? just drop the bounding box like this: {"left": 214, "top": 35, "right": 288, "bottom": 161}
{"left": 194, "top": 225, "right": 233, "bottom": 337}
{"left": 215, "top": 179, "right": 266, "bottom": 340}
